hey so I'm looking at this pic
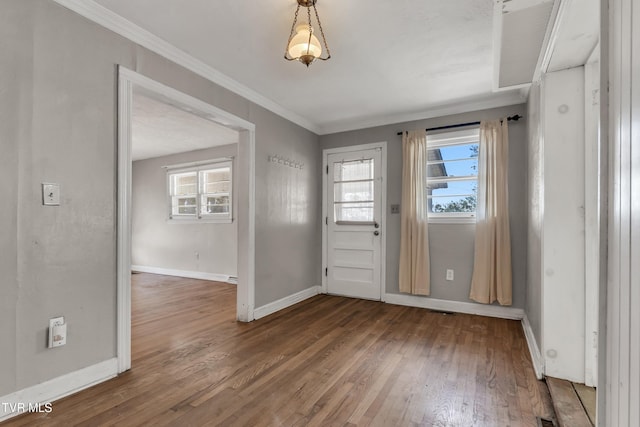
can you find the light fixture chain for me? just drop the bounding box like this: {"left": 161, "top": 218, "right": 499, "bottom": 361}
{"left": 313, "top": 4, "right": 330, "bottom": 58}
{"left": 306, "top": 6, "right": 313, "bottom": 55}
{"left": 284, "top": 4, "right": 301, "bottom": 58}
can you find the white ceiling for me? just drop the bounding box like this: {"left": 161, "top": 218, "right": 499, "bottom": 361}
{"left": 496, "top": 0, "right": 555, "bottom": 88}
{"left": 132, "top": 92, "right": 239, "bottom": 161}
{"left": 53, "top": 0, "right": 598, "bottom": 136}
{"left": 547, "top": 0, "right": 599, "bottom": 71}
{"left": 91, "top": 0, "right": 527, "bottom": 134}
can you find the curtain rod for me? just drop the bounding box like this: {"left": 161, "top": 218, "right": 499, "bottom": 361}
{"left": 396, "top": 114, "right": 523, "bottom": 136}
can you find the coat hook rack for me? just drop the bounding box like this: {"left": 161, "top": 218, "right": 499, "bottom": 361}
{"left": 268, "top": 155, "right": 304, "bottom": 170}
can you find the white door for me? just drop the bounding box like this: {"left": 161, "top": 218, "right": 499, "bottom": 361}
{"left": 326, "top": 147, "right": 383, "bottom": 300}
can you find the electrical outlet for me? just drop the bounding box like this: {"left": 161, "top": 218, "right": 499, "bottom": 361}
{"left": 446, "top": 269, "right": 454, "bottom": 281}
{"left": 48, "top": 317, "right": 66, "bottom": 348}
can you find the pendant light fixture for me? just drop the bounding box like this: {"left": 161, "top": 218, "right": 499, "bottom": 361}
{"left": 284, "top": 0, "right": 331, "bottom": 67}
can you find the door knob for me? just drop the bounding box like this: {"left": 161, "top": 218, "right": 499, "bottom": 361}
{"left": 374, "top": 230, "right": 380, "bottom": 236}
{"left": 374, "top": 222, "right": 380, "bottom": 228}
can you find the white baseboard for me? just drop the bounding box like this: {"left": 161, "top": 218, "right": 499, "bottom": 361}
{"left": 522, "top": 315, "right": 545, "bottom": 379}
{"left": 254, "top": 286, "right": 321, "bottom": 320}
{"left": 0, "top": 358, "right": 118, "bottom": 422}
{"left": 131, "top": 265, "right": 234, "bottom": 284}
{"left": 384, "top": 293, "right": 525, "bottom": 320}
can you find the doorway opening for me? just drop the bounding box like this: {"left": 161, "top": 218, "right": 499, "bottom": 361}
{"left": 322, "top": 142, "right": 387, "bottom": 302}
{"left": 117, "top": 67, "right": 256, "bottom": 373}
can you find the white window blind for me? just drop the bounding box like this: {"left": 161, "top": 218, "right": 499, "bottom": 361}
{"left": 167, "top": 159, "right": 232, "bottom": 223}
{"left": 426, "top": 128, "right": 480, "bottom": 222}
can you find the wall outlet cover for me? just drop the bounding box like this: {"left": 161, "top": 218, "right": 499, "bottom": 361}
{"left": 42, "top": 183, "right": 60, "bottom": 206}
{"left": 51, "top": 324, "right": 67, "bottom": 348}
{"left": 48, "top": 317, "right": 66, "bottom": 348}
{"left": 446, "top": 269, "right": 454, "bottom": 281}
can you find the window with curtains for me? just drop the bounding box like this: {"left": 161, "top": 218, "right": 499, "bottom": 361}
{"left": 426, "top": 128, "right": 480, "bottom": 222}
{"left": 167, "top": 160, "right": 232, "bottom": 223}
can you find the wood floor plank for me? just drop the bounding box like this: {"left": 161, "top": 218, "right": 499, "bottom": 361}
{"left": 547, "top": 377, "right": 592, "bottom": 427}
{"left": 2, "top": 273, "right": 554, "bottom": 426}
{"left": 573, "top": 383, "right": 596, "bottom": 426}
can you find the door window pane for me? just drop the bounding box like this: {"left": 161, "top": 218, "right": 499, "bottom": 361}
{"left": 334, "top": 202, "right": 374, "bottom": 222}
{"left": 333, "top": 159, "right": 375, "bottom": 223}
{"left": 334, "top": 159, "right": 374, "bottom": 181}
{"left": 334, "top": 181, "right": 374, "bottom": 203}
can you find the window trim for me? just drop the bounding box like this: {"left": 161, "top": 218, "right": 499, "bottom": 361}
{"left": 165, "top": 158, "right": 233, "bottom": 224}
{"left": 426, "top": 127, "right": 479, "bottom": 223}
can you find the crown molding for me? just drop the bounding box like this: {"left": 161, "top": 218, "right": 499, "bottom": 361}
{"left": 318, "top": 90, "right": 528, "bottom": 135}
{"left": 51, "top": 0, "right": 321, "bottom": 134}
{"left": 532, "top": 0, "right": 565, "bottom": 82}
{"left": 52, "top": 0, "right": 529, "bottom": 137}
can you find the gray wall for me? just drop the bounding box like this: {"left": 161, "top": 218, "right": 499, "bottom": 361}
{"left": 526, "top": 82, "right": 543, "bottom": 347}
{"left": 0, "top": 0, "right": 320, "bottom": 397}
{"left": 251, "top": 106, "right": 322, "bottom": 307}
{"left": 320, "top": 104, "right": 528, "bottom": 308}
{"left": 0, "top": 1, "right": 28, "bottom": 396}
{"left": 132, "top": 145, "right": 238, "bottom": 277}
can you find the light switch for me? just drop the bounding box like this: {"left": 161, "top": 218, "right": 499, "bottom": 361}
{"left": 42, "top": 183, "right": 60, "bottom": 206}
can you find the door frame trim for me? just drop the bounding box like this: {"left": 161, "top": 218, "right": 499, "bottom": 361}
{"left": 117, "top": 66, "right": 256, "bottom": 373}
{"left": 322, "top": 142, "right": 387, "bottom": 302}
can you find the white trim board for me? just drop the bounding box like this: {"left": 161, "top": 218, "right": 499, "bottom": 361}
{"left": 253, "top": 286, "right": 321, "bottom": 320}
{"left": 131, "top": 265, "right": 235, "bottom": 284}
{"left": 118, "top": 67, "right": 256, "bottom": 376}
{"left": 522, "top": 315, "right": 545, "bottom": 379}
{"left": 319, "top": 91, "right": 527, "bottom": 135}
{"left": 0, "top": 358, "right": 117, "bottom": 422}
{"left": 384, "top": 293, "right": 525, "bottom": 320}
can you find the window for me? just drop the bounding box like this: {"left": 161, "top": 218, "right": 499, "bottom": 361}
{"left": 333, "top": 158, "right": 375, "bottom": 223}
{"left": 167, "top": 160, "right": 232, "bottom": 222}
{"left": 426, "top": 128, "right": 479, "bottom": 222}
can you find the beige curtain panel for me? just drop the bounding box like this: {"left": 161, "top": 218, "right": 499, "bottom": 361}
{"left": 399, "top": 130, "right": 430, "bottom": 295}
{"left": 469, "top": 120, "right": 513, "bottom": 305}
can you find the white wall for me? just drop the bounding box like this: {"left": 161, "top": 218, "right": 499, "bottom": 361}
{"left": 527, "top": 67, "right": 590, "bottom": 382}
{"left": 526, "top": 81, "right": 544, "bottom": 349}
{"left": 541, "top": 67, "right": 586, "bottom": 382}
{"left": 583, "top": 53, "right": 601, "bottom": 388}
{"left": 132, "top": 145, "right": 238, "bottom": 278}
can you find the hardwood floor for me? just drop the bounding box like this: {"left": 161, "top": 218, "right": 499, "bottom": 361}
{"left": 4, "top": 273, "right": 554, "bottom": 426}
{"left": 546, "top": 377, "right": 593, "bottom": 427}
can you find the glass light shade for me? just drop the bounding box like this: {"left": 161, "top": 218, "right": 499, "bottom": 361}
{"left": 287, "top": 24, "right": 322, "bottom": 59}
